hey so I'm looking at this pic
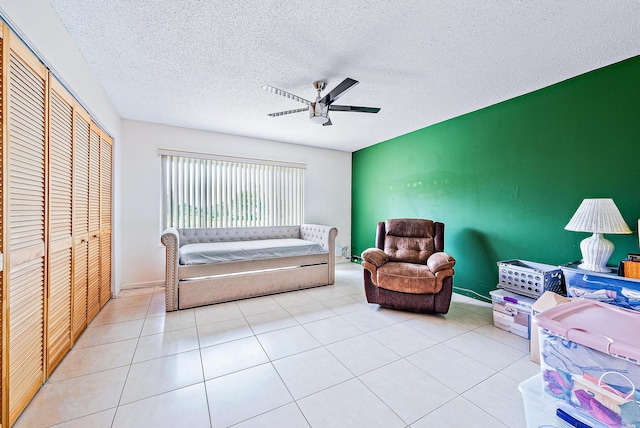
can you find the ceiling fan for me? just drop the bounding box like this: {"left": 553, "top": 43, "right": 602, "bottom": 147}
{"left": 262, "top": 78, "right": 380, "bottom": 126}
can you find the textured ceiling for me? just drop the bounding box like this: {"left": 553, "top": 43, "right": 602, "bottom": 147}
{"left": 48, "top": 0, "right": 640, "bottom": 152}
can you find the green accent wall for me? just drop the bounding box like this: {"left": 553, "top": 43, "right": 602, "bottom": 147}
{"left": 352, "top": 55, "right": 640, "bottom": 301}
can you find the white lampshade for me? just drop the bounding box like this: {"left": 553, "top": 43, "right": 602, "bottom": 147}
{"left": 565, "top": 198, "right": 631, "bottom": 234}
{"left": 565, "top": 198, "right": 631, "bottom": 272}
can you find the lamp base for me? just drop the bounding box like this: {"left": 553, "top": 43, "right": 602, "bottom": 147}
{"left": 578, "top": 232, "right": 614, "bottom": 273}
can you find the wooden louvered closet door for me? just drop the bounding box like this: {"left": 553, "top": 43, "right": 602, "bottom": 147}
{"left": 0, "top": 25, "right": 5, "bottom": 428}
{"left": 72, "top": 108, "right": 90, "bottom": 340}
{"left": 47, "top": 78, "right": 73, "bottom": 375}
{"left": 87, "top": 125, "right": 101, "bottom": 322}
{"left": 6, "top": 33, "right": 47, "bottom": 425}
{"left": 0, "top": 22, "right": 115, "bottom": 426}
{"left": 99, "top": 132, "right": 112, "bottom": 308}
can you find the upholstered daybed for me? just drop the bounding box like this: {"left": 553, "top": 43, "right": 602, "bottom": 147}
{"left": 161, "top": 224, "right": 338, "bottom": 311}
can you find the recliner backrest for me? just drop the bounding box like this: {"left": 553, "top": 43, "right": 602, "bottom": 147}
{"left": 383, "top": 218, "right": 435, "bottom": 264}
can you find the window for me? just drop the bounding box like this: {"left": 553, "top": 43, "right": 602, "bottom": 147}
{"left": 160, "top": 150, "right": 305, "bottom": 229}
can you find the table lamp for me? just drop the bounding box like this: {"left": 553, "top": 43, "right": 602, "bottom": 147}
{"left": 564, "top": 198, "right": 631, "bottom": 272}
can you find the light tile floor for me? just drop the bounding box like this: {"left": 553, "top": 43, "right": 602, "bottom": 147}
{"left": 15, "top": 263, "right": 538, "bottom": 428}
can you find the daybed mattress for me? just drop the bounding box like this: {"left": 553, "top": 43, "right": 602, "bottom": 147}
{"left": 179, "top": 238, "right": 325, "bottom": 265}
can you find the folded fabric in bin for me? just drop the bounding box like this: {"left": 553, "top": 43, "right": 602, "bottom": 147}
{"left": 562, "top": 262, "right": 640, "bottom": 311}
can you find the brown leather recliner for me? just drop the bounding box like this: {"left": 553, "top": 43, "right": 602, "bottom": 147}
{"left": 361, "top": 218, "right": 456, "bottom": 314}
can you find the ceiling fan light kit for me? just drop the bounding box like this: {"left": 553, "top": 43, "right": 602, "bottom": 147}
{"left": 309, "top": 102, "right": 329, "bottom": 124}
{"left": 263, "top": 78, "right": 380, "bottom": 126}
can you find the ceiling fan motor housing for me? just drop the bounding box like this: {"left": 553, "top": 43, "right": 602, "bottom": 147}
{"left": 309, "top": 102, "right": 329, "bottom": 124}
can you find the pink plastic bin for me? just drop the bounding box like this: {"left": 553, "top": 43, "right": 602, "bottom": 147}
{"left": 536, "top": 299, "right": 640, "bottom": 427}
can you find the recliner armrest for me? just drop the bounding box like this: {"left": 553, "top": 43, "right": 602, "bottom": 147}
{"left": 427, "top": 252, "right": 456, "bottom": 273}
{"left": 361, "top": 248, "right": 388, "bottom": 268}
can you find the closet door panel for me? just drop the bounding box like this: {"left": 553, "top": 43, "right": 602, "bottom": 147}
{"left": 72, "top": 110, "right": 90, "bottom": 340}
{"left": 6, "top": 36, "right": 47, "bottom": 425}
{"left": 86, "top": 126, "right": 100, "bottom": 322}
{"left": 99, "top": 232, "right": 110, "bottom": 307}
{"left": 99, "top": 134, "right": 111, "bottom": 307}
{"left": 0, "top": 25, "right": 5, "bottom": 428}
{"left": 47, "top": 80, "right": 73, "bottom": 374}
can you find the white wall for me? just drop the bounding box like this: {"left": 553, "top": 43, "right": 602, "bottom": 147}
{"left": 120, "top": 120, "right": 352, "bottom": 286}
{"left": 0, "top": 0, "right": 123, "bottom": 292}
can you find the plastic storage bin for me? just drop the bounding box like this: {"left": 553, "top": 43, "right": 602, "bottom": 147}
{"left": 489, "top": 288, "right": 535, "bottom": 339}
{"left": 519, "top": 373, "right": 607, "bottom": 428}
{"left": 536, "top": 299, "right": 640, "bottom": 427}
{"left": 561, "top": 261, "right": 640, "bottom": 312}
{"left": 498, "top": 260, "right": 565, "bottom": 298}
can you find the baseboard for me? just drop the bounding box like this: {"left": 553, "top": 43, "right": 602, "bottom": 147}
{"left": 120, "top": 280, "right": 164, "bottom": 290}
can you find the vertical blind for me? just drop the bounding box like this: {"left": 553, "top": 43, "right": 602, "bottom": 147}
{"left": 161, "top": 151, "right": 305, "bottom": 229}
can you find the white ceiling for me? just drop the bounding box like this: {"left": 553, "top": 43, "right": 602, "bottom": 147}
{"left": 48, "top": 1, "right": 640, "bottom": 152}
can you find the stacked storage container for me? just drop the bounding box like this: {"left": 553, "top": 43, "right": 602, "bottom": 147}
{"left": 491, "top": 260, "right": 565, "bottom": 340}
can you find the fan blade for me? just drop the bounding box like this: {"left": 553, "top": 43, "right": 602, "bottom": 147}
{"left": 329, "top": 105, "right": 380, "bottom": 113}
{"left": 262, "top": 85, "right": 311, "bottom": 105}
{"left": 267, "top": 107, "right": 309, "bottom": 117}
{"left": 322, "top": 78, "right": 359, "bottom": 105}
{"left": 323, "top": 118, "right": 333, "bottom": 126}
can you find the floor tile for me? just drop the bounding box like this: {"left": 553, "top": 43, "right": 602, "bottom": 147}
{"left": 302, "top": 315, "right": 364, "bottom": 345}
{"left": 368, "top": 322, "right": 438, "bottom": 357}
{"left": 245, "top": 308, "right": 299, "bottom": 334}
{"left": 90, "top": 304, "right": 149, "bottom": 326}
{"left": 272, "top": 290, "right": 318, "bottom": 308}
{"left": 360, "top": 359, "right": 457, "bottom": 424}
{"left": 326, "top": 334, "right": 400, "bottom": 376}
{"left": 462, "top": 372, "right": 528, "bottom": 428}
{"left": 141, "top": 309, "right": 196, "bottom": 336}
{"left": 146, "top": 301, "right": 167, "bottom": 316}
{"left": 149, "top": 288, "right": 167, "bottom": 305}
{"left": 206, "top": 363, "right": 293, "bottom": 428}
{"left": 445, "top": 302, "right": 493, "bottom": 329}
{"left": 273, "top": 348, "right": 353, "bottom": 399}
{"left": 444, "top": 330, "right": 527, "bottom": 371}
{"left": 500, "top": 354, "right": 540, "bottom": 383}
{"left": 340, "top": 308, "right": 398, "bottom": 333}
{"left": 49, "top": 408, "right": 116, "bottom": 428}
{"left": 120, "top": 349, "right": 204, "bottom": 404}
{"left": 304, "top": 285, "right": 350, "bottom": 301}
{"left": 474, "top": 323, "right": 530, "bottom": 353}
{"left": 297, "top": 378, "right": 405, "bottom": 428}
{"left": 107, "top": 293, "right": 152, "bottom": 310}
{"left": 406, "top": 343, "right": 496, "bottom": 393}
{"left": 113, "top": 383, "right": 211, "bottom": 428}
{"left": 404, "top": 314, "right": 470, "bottom": 341}
{"left": 373, "top": 305, "right": 422, "bottom": 322}
{"left": 75, "top": 318, "right": 144, "bottom": 348}
{"left": 257, "top": 325, "right": 321, "bottom": 360}
{"left": 201, "top": 336, "right": 269, "bottom": 379}
{"left": 197, "top": 316, "right": 253, "bottom": 348}
{"left": 48, "top": 339, "right": 137, "bottom": 382}
{"left": 133, "top": 327, "right": 200, "bottom": 363}
{"left": 14, "top": 367, "right": 128, "bottom": 427}
{"left": 14, "top": 264, "right": 529, "bottom": 428}
{"left": 411, "top": 396, "right": 508, "bottom": 428}
{"left": 194, "top": 301, "right": 243, "bottom": 325}
{"left": 285, "top": 302, "right": 336, "bottom": 324}
{"left": 320, "top": 295, "right": 368, "bottom": 314}
{"left": 233, "top": 403, "right": 310, "bottom": 428}
{"left": 236, "top": 295, "right": 282, "bottom": 316}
